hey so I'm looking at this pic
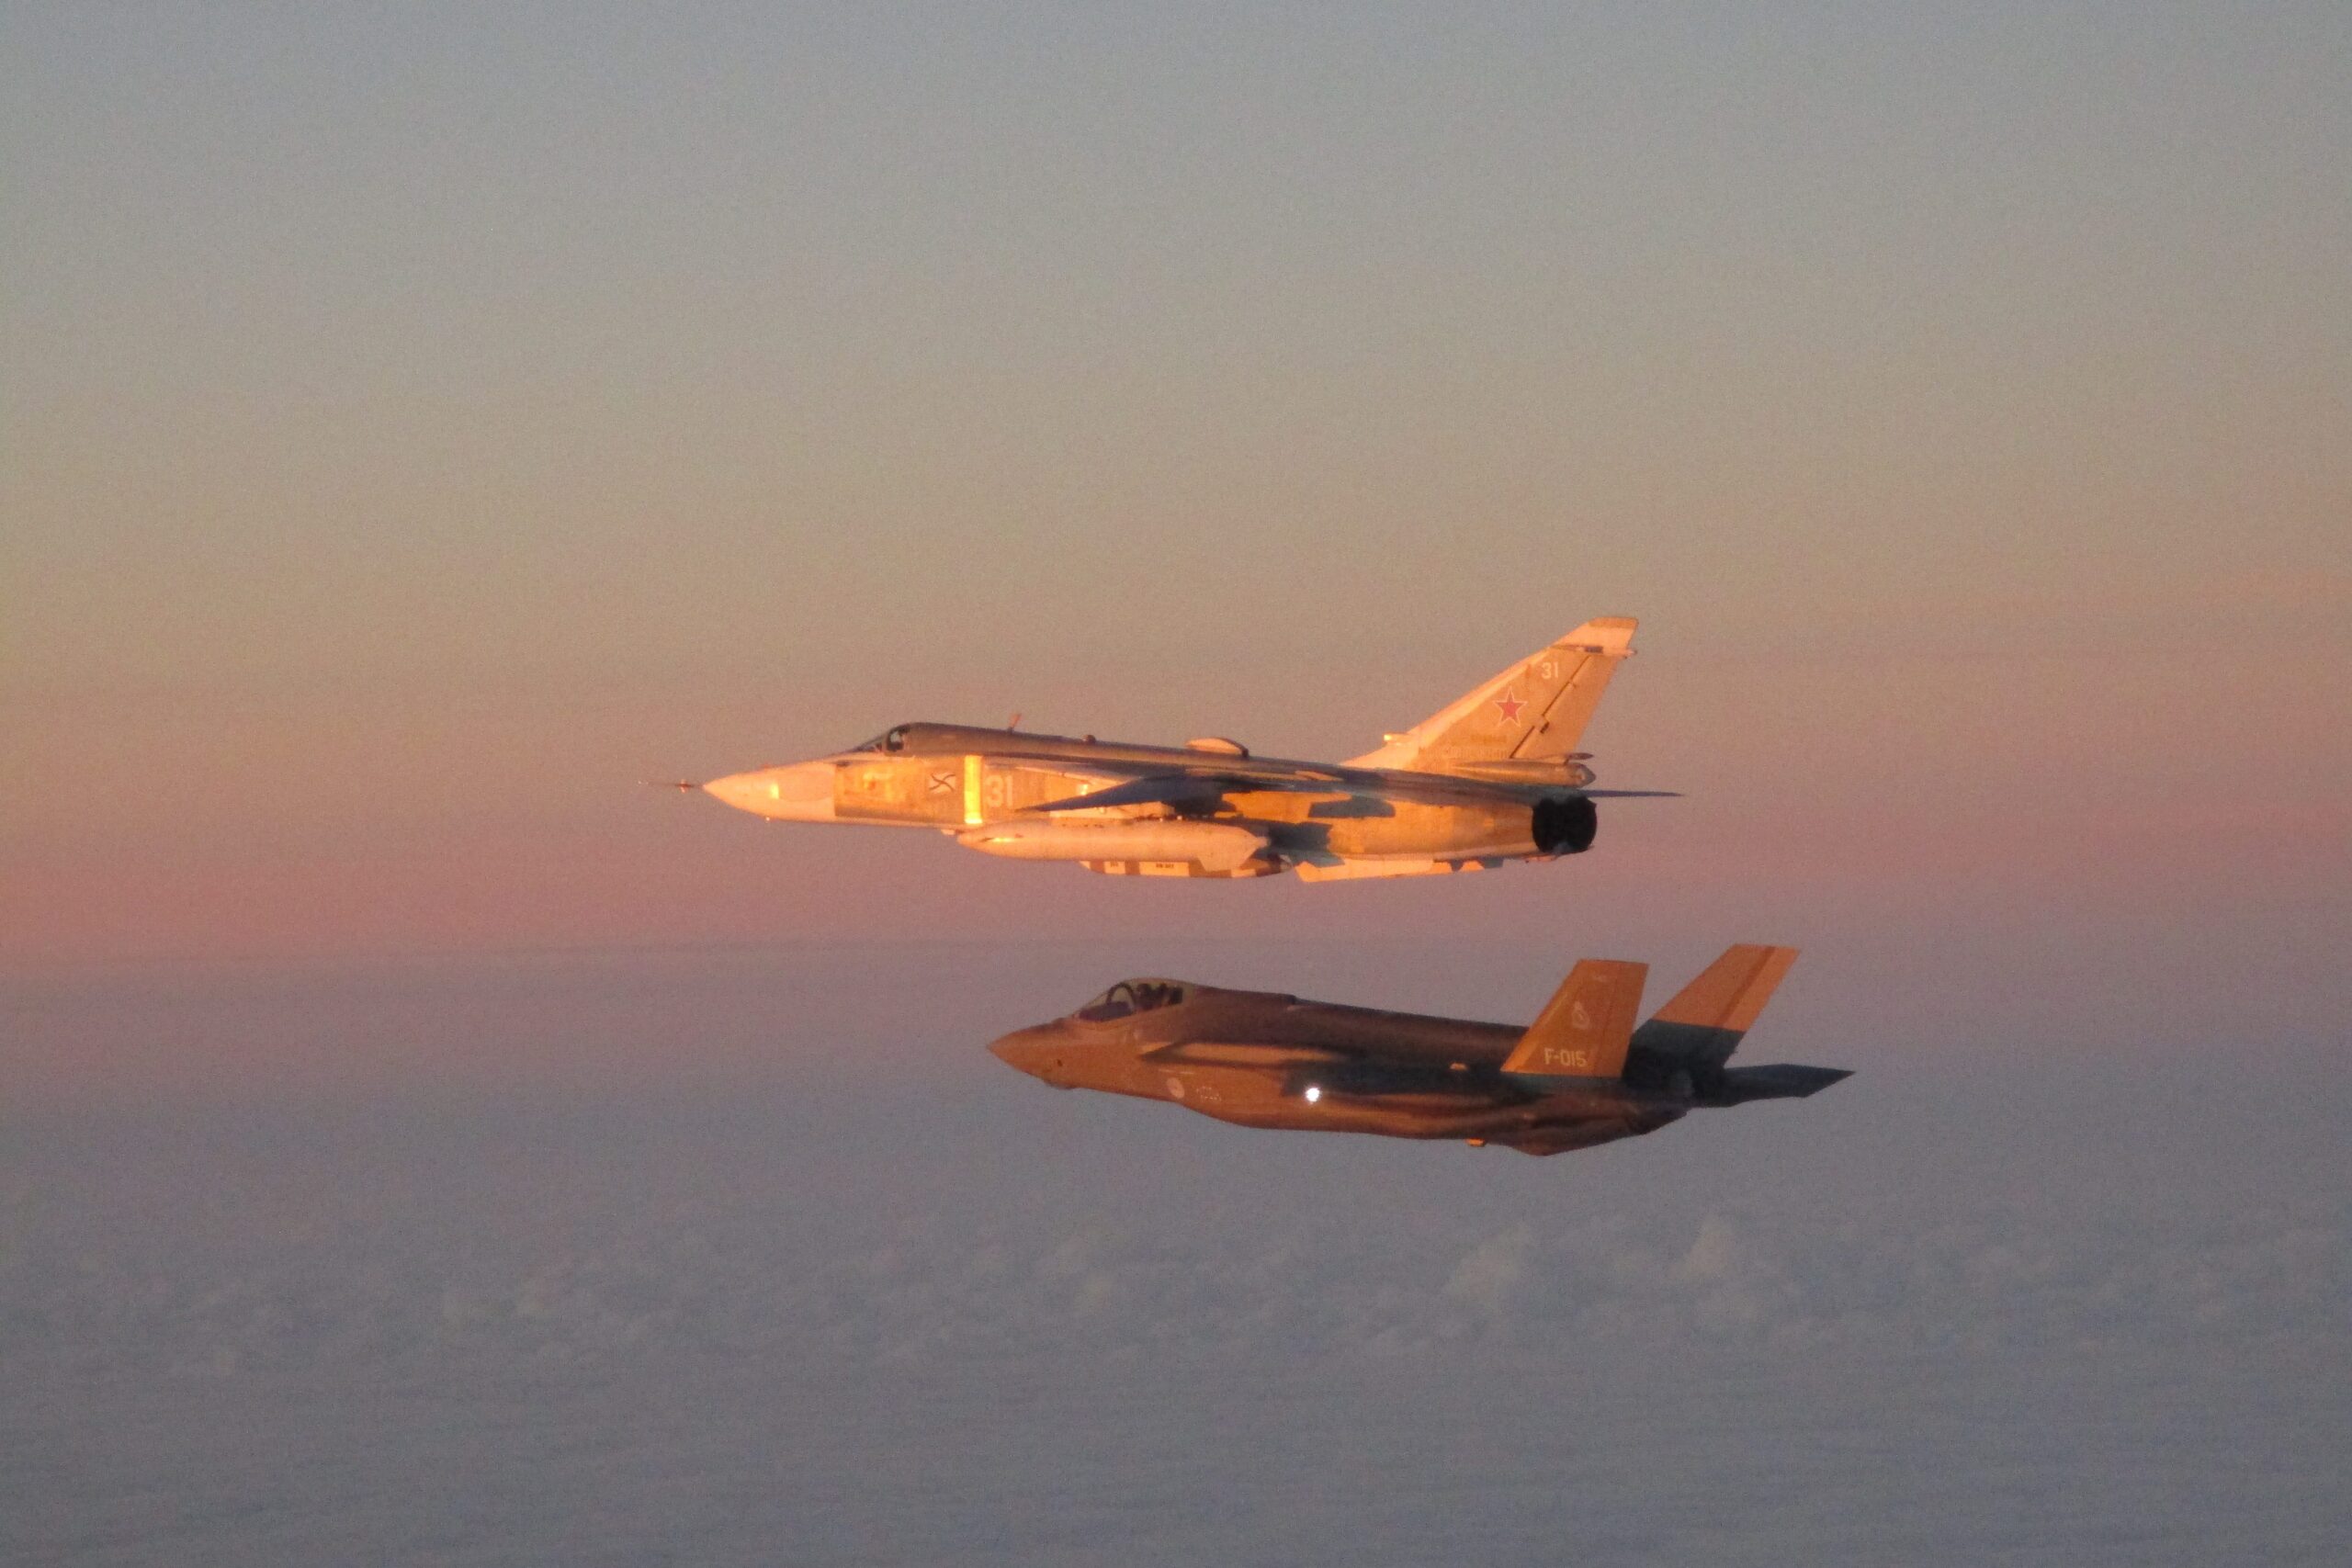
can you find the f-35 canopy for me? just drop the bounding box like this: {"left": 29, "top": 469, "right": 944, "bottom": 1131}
{"left": 1073, "top": 978, "right": 1193, "bottom": 1022}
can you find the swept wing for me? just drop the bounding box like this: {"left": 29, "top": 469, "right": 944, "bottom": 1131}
{"left": 1020, "top": 767, "right": 1661, "bottom": 818}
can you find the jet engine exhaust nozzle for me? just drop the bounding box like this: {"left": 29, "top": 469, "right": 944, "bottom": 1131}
{"left": 1532, "top": 795, "right": 1599, "bottom": 855}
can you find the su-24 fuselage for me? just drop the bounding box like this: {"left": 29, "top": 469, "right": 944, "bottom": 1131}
{"left": 696, "top": 617, "right": 1668, "bottom": 880}
{"left": 989, "top": 946, "right": 1849, "bottom": 1156}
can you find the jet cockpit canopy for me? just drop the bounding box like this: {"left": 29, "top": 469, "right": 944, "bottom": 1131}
{"left": 849, "top": 725, "right": 915, "bottom": 753}
{"left": 1074, "top": 978, "right": 1193, "bottom": 1022}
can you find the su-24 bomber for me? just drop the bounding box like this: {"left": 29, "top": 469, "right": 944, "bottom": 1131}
{"left": 989, "top": 945, "right": 1849, "bottom": 1156}
{"left": 695, "top": 617, "right": 1671, "bottom": 880}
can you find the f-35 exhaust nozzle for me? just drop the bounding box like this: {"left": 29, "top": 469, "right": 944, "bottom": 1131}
{"left": 956, "top": 818, "right": 1277, "bottom": 877}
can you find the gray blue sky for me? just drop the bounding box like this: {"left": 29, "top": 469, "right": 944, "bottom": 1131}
{"left": 3, "top": 6, "right": 2347, "bottom": 1561}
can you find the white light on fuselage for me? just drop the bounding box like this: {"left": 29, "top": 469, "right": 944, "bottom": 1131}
{"left": 1305, "top": 1085, "right": 1322, "bottom": 1103}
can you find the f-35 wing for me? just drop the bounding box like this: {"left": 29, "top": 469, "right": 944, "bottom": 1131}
{"left": 1142, "top": 1042, "right": 1356, "bottom": 1067}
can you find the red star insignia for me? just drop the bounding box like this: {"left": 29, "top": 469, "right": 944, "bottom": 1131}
{"left": 1493, "top": 693, "right": 1526, "bottom": 724}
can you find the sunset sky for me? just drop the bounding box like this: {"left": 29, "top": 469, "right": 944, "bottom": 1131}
{"left": 10, "top": 1, "right": 2345, "bottom": 974}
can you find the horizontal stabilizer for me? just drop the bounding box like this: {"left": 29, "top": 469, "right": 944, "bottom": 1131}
{"left": 1713, "top": 1064, "right": 1852, "bottom": 1103}
{"left": 1631, "top": 944, "right": 1798, "bottom": 1070}
{"left": 1502, "top": 959, "right": 1647, "bottom": 1079}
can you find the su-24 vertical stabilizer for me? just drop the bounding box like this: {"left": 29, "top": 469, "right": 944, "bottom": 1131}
{"left": 1501, "top": 959, "right": 1647, "bottom": 1079}
{"left": 1350, "top": 617, "right": 1637, "bottom": 774}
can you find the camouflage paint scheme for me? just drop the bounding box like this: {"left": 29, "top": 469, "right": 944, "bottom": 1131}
{"left": 699, "top": 618, "right": 1670, "bottom": 879}
{"left": 989, "top": 946, "right": 1848, "bottom": 1156}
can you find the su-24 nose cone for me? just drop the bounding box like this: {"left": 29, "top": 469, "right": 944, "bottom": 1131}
{"left": 702, "top": 762, "right": 836, "bottom": 821}
{"left": 700, "top": 773, "right": 761, "bottom": 811}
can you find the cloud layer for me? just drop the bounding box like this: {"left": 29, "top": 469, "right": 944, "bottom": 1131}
{"left": 6, "top": 1032, "right": 2345, "bottom": 1565}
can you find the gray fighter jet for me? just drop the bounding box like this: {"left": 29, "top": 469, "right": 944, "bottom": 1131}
{"left": 695, "top": 617, "right": 1668, "bottom": 879}
{"left": 989, "top": 945, "right": 1847, "bottom": 1155}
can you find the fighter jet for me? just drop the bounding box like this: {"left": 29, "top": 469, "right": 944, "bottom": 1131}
{"left": 989, "top": 945, "right": 1846, "bottom": 1156}
{"left": 695, "top": 617, "right": 1668, "bottom": 880}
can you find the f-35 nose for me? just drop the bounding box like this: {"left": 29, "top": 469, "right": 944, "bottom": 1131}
{"left": 989, "top": 1026, "right": 1070, "bottom": 1085}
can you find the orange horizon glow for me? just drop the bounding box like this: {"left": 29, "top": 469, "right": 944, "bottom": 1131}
{"left": 5, "top": 6, "right": 2346, "bottom": 978}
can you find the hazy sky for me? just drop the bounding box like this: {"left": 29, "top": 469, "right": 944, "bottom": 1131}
{"left": 6, "top": 2, "right": 2347, "bottom": 970}
{"left": 6, "top": 944, "right": 2347, "bottom": 1563}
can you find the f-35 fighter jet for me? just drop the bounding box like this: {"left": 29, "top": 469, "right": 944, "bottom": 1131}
{"left": 697, "top": 617, "right": 1668, "bottom": 880}
{"left": 989, "top": 945, "right": 1847, "bottom": 1156}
